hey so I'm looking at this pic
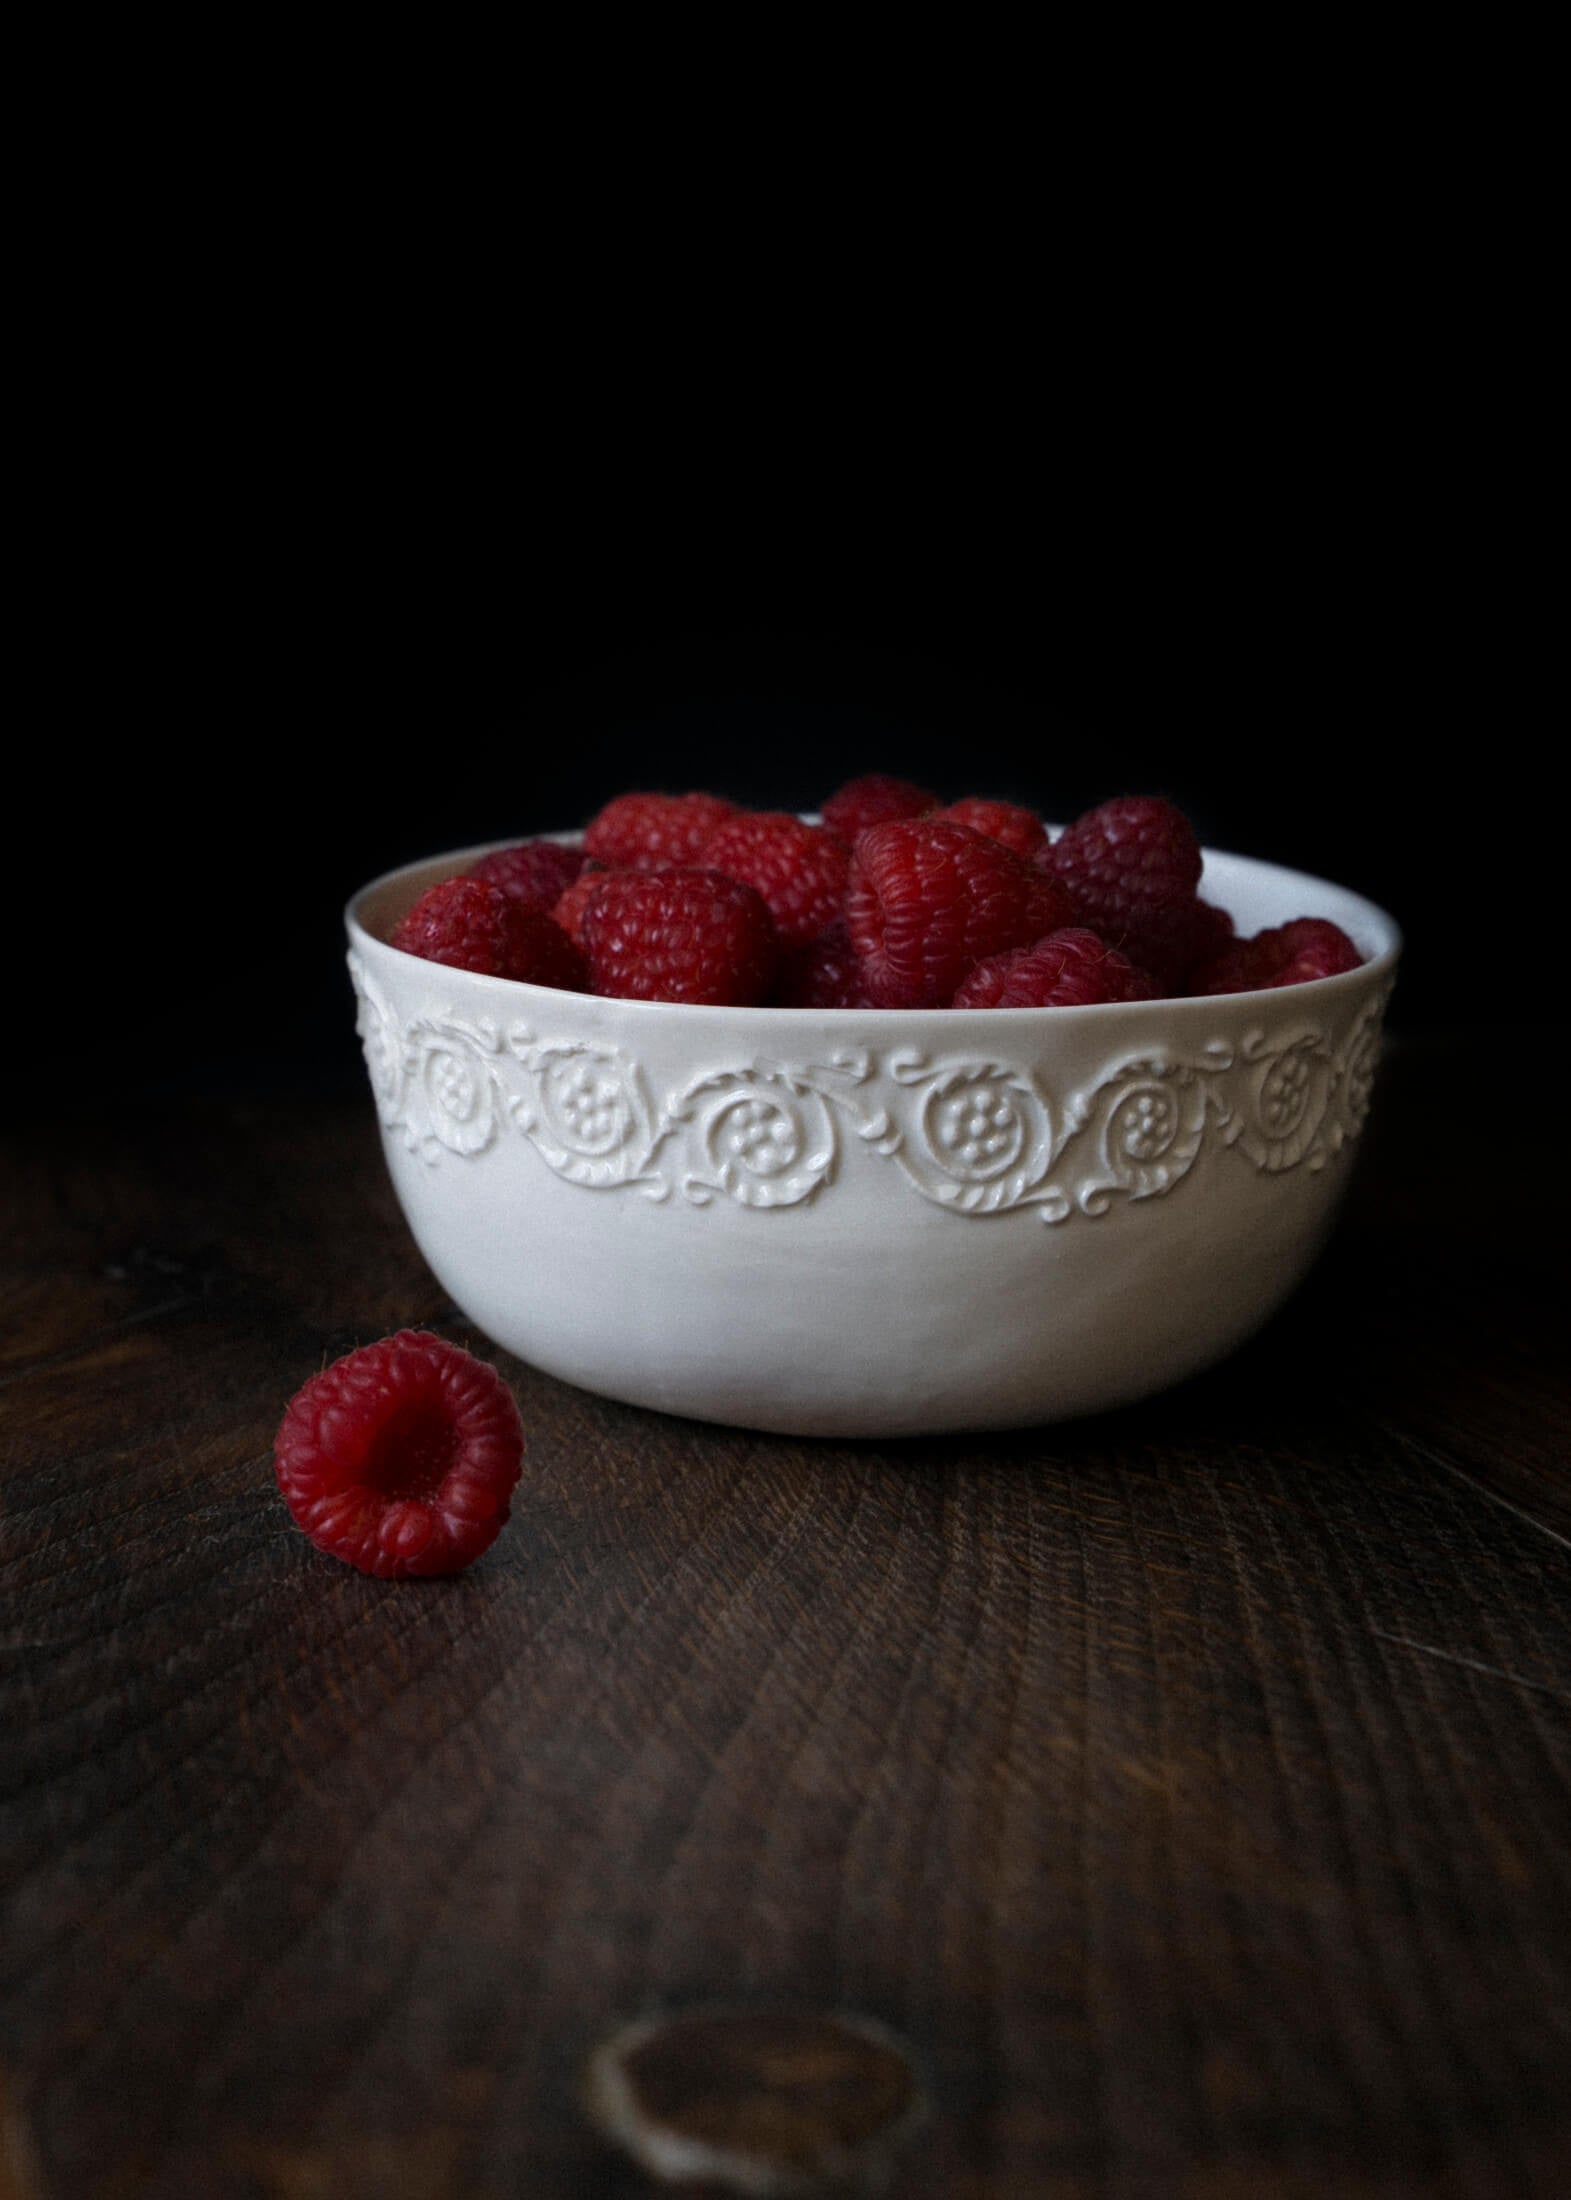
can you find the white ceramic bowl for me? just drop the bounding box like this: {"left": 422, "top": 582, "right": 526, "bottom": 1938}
{"left": 346, "top": 840, "right": 1400, "bottom": 1437}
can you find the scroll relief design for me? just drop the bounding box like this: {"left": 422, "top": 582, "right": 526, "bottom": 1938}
{"left": 349, "top": 953, "right": 1391, "bottom": 1223}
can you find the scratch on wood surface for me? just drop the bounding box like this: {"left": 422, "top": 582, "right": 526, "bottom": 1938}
{"left": 1380, "top": 1422, "right": 1571, "bottom": 1557}
{"left": 1369, "top": 1628, "right": 1570, "bottom": 1703}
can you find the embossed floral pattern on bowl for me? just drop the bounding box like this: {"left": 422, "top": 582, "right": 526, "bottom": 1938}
{"left": 346, "top": 838, "right": 1401, "bottom": 1437}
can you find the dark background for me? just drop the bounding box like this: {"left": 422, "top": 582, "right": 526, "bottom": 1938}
{"left": 17, "top": 80, "right": 1551, "bottom": 1119}
{"left": 41, "top": 428, "right": 1540, "bottom": 1108}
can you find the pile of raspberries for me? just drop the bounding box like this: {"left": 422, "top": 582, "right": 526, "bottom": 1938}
{"left": 389, "top": 776, "right": 1363, "bottom": 1011}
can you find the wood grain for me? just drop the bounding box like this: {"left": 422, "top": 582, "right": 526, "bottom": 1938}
{"left": 2, "top": 1043, "right": 1568, "bottom": 2199}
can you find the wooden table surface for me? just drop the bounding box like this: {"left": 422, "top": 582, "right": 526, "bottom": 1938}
{"left": 3, "top": 1034, "right": 1568, "bottom": 2200}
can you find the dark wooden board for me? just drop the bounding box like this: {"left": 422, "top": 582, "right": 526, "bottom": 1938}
{"left": 3, "top": 1038, "right": 1568, "bottom": 2198}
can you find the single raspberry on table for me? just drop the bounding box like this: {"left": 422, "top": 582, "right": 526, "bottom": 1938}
{"left": 934, "top": 796, "right": 1048, "bottom": 860}
{"left": 582, "top": 868, "right": 778, "bottom": 1005}
{"left": 390, "top": 877, "right": 588, "bottom": 989}
{"left": 275, "top": 1331, "right": 525, "bottom": 1578}
{"left": 1042, "top": 795, "right": 1204, "bottom": 990}
{"left": 1196, "top": 916, "right": 1362, "bottom": 994}
{"left": 820, "top": 773, "right": 938, "bottom": 845}
{"left": 770, "top": 920, "right": 873, "bottom": 1008}
{"left": 701, "top": 811, "right": 851, "bottom": 946}
{"left": 846, "top": 818, "right": 1075, "bottom": 1008}
{"left": 468, "top": 838, "right": 592, "bottom": 912}
{"left": 953, "top": 927, "right": 1157, "bottom": 1008}
{"left": 583, "top": 790, "right": 738, "bottom": 872}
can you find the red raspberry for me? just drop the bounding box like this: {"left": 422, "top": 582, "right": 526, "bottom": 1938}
{"left": 846, "top": 818, "right": 1075, "bottom": 1008}
{"left": 583, "top": 790, "right": 738, "bottom": 872}
{"left": 1193, "top": 936, "right": 1270, "bottom": 994}
{"left": 551, "top": 866, "right": 609, "bottom": 948}
{"left": 820, "top": 773, "right": 938, "bottom": 844}
{"left": 390, "top": 877, "right": 588, "bottom": 989}
{"left": 275, "top": 1331, "right": 525, "bottom": 1578}
{"left": 953, "top": 927, "right": 1157, "bottom": 1008}
{"left": 1197, "top": 916, "right": 1362, "bottom": 995}
{"left": 701, "top": 811, "right": 851, "bottom": 946}
{"left": 934, "top": 796, "right": 1048, "bottom": 860}
{"left": 1179, "top": 897, "right": 1236, "bottom": 985}
{"left": 770, "top": 920, "right": 873, "bottom": 1008}
{"left": 582, "top": 868, "right": 778, "bottom": 1005}
{"left": 468, "top": 837, "right": 591, "bottom": 912}
{"left": 1043, "top": 796, "right": 1204, "bottom": 989}
{"left": 1269, "top": 918, "right": 1363, "bottom": 985}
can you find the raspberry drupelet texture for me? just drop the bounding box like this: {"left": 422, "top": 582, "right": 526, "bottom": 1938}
{"left": 274, "top": 1331, "right": 525, "bottom": 1577}
{"left": 1043, "top": 795, "right": 1204, "bottom": 990}
{"left": 550, "top": 867, "right": 609, "bottom": 947}
{"left": 583, "top": 791, "right": 738, "bottom": 872}
{"left": 582, "top": 868, "right": 779, "bottom": 1005}
{"left": 468, "top": 838, "right": 592, "bottom": 912}
{"left": 701, "top": 811, "right": 852, "bottom": 946}
{"left": 1268, "top": 918, "right": 1364, "bottom": 985}
{"left": 934, "top": 797, "right": 1048, "bottom": 860}
{"left": 846, "top": 818, "right": 1075, "bottom": 1008}
{"left": 953, "top": 928, "right": 1157, "bottom": 1008}
{"left": 390, "top": 877, "right": 588, "bottom": 988}
{"left": 1197, "top": 916, "right": 1363, "bottom": 994}
{"left": 820, "top": 773, "right": 938, "bottom": 845}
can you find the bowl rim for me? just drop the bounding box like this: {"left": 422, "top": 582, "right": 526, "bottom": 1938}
{"left": 346, "top": 831, "right": 1403, "bottom": 1020}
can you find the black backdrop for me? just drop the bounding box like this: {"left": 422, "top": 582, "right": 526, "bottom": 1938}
{"left": 41, "top": 480, "right": 1538, "bottom": 1108}
{"left": 15, "top": 92, "right": 1551, "bottom": 1119}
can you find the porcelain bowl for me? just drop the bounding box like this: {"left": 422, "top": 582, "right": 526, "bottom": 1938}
{"left": 346, "top": 841, "right": 1400, "bottom": 1437}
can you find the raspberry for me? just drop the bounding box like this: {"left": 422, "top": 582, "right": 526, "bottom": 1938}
{"left": 1180, "top": 897, "right": 1236, "bottom": 983}
{"left": 551, "top": 866, "right": 609, "bottom": 948}
{"left": 953, "top": 927, "right": 1157, "bottom": 1008}
{"left": 1043, "top": 795, "right": 1204, "bottom": 989}
{"left": 275, "top": 1331, "right": 525, "bottom": 1578}
{"left": 934, "top": 796, "right": 1047, "bottom": 860}
{"left": 582, "top": 868, "right": 778, "bottom": 1005}
{"left": 701, "top": 811, "right": 851, "bottom": 946}
{"left": 468, "top": 837, "right": 591, "bottom": 912}
{"left": 1194, "top": 938, "right": 1268, "bottom": 994}
{"left": 1269, "top": 918, "right": 1363, "bottom": 985}
{"left": 820, "top": 773, "right": 938, "bottom": 845}
{"left": 390, "top": 877, "right": 589, "bottom": 989}
{"left": 1197, "top": 916, "right": 1362, "bottom": 995}
{"left": 771, "top": 920, "right": 873, "bottom": 1008}
{"left": 583, "top": 790, "right": 738, "bottom": 872}
{"left": 846, "top": 818, "right": 1075, "bottom": 1008}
